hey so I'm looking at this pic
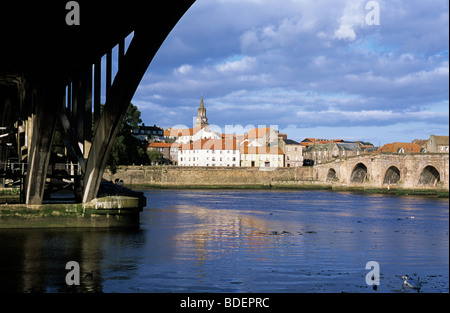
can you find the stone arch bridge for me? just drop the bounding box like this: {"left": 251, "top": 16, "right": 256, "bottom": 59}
{"left": 313, "top": 153, "right": 449, "bottom": 190}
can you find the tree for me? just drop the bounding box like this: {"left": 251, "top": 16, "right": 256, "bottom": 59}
{"left": 107, "top": 103, "right": 149, "bottom": 173}
{"left": 147, "top": 149, "right": 163, "bottom": 165}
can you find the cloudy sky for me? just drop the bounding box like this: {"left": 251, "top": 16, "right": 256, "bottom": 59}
{"left": 131, "top": 0, "right": 449, "bottom": 145}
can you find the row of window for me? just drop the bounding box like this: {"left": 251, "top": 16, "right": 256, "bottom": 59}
{"left": 181, "top": 164, "right": 238, "bottom": 167}
{"left": 243, "top": 155, "right": 282, "bottom": 161}
{"left": 133, "top": 129, "right": 163, "bottom": 135}
{"left": 180, "top": 150, "right": 237, "bottom": 154}
{"left": 180, "top": 157, "right": 237, "bottom": 162}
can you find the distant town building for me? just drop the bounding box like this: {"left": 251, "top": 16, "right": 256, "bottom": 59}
{"left": 377, "top": 142, "right": 424, "bottom": 154}
{"left": 178, "top": 139, "right": 240, "bottom": 167}
{"left": 165, "top": 97, "right": 223, "bottom": 144}
{"left": 240, "top": 127, "right": 279, "bottom": 147}
{"left": 303, "top": 141, "right": 375, "bottom": 164}
{"left": 300, "top": 138, "right": 343, "bottom": 147}
{"left": 133, "top": 124, "right": 164, "bottom": 142}
{"left": 240, "top": 145, "right": 284, "bottom": 168}
{"left": 148, "top": 141, "right": 182, "bottom": 165}
{"left": 414, "top": 135, "right": 449, "bottom": 153}
{"left": 280, "top": 139, "right": 303, "bottom": 167}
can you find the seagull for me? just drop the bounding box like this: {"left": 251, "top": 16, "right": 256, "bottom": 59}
{"left": 402, "top": 275, "right": 421, "bottom": 292}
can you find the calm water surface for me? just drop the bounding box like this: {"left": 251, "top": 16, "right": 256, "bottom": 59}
{"left": 0, "top": 190, "right": 448, "bottom": 293}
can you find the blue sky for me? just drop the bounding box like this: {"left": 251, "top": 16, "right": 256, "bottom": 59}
{"left": 131, "top": 0, "right": 449, "bottom": 145}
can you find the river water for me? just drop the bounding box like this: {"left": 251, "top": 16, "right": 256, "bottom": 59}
{"left": 0, "top": 189, "right": 448, "bottom": 293}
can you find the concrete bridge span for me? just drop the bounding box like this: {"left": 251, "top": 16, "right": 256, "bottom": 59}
{"left": 1, "top": 0, "right": 195, "bottom": 205}
{"left": 313, "top": 153, "right": 449, "bottom": 190}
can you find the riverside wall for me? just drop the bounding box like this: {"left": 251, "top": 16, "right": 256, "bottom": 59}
{"left": 103, "top": 155, "right": 449, "bottom": 196}
{"left": 103, "top": 166, "right": 315, "bottom": 188}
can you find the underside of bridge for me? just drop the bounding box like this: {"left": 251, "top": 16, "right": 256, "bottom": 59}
{"left": 0, "top": 0, "right": 195, "bottom": 204}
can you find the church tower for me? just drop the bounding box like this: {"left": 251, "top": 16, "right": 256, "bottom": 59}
{"left": 194, "top": 96, "right": 208, "bottom": 129}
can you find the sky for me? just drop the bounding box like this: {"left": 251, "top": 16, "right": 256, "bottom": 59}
{"left": 130, "top": 0, "right": 449, "bottom": 146}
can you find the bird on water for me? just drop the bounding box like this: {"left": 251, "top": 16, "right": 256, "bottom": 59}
{"left": 402, "top": 275, "right": 421, "bottom": 292}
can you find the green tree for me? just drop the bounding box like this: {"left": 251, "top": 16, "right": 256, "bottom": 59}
{"left": 107, "top": 103, "right": 150, "bottom": 173}
{"left": 147, "top": 149, "right": 163, "bottom": 165}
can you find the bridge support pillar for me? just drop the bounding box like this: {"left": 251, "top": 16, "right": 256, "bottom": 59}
{"left": 24, "top": 85, "right": 61, "bottom": 205}
{"left": 82, "top": 29, "right": 159, "bottom": 203}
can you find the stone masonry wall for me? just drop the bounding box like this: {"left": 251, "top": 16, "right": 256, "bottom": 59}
{"left": 104, "top": 166, "right": 314, "bottom": 187}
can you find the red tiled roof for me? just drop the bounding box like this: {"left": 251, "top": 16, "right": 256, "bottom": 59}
{"left": 377, "top": 142, "right": 422, "bottom": 153}
{"left": 148, "top": 142, "right": 179, "bottom": 148}
{"left": 300, "top": 138, "right": 343, "bottom": 146}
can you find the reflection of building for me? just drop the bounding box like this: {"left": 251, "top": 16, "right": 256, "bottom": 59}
{"left": 179, "top": 139, "right": 240, "bottom": 167}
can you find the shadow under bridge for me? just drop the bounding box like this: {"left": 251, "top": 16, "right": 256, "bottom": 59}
{"left": 0, "top": 0, "right": 195, "bottom": 205}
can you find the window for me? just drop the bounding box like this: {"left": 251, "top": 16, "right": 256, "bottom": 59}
{"left": 295, "top": 147, "right": 298, "bottom": 152}
{"left": 287, "top": 147, "right": 290, "bottom": 152}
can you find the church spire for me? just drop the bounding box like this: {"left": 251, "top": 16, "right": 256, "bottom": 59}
{"left": 200, "top": 96, "right": 205, "bottom": 109}
{"left": 194, "top": 96, "right": 208, "bottom": 129}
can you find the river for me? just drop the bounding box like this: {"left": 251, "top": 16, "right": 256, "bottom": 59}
{"left": 0, "top": 189, "right": 448, "bottom": 293}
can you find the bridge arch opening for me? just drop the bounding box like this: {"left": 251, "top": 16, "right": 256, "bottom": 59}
{"left": 351, "top": 163, "right": 367, "bottom": 183}
{"left": 383, "top": 166, "right": 401, "bottom": 185}
{"left": 326, "top": 168, "right": 337, "bottom": 182}
{"left": 418, "top": 165, "right": 440, "bottom": 186}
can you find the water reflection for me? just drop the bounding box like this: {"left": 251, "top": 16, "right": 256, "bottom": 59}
{"left": 0, "top": 228, "right": 144, "bottom": 293}
{"left": 0, "top": 190, "right": 448, "bottom": 293}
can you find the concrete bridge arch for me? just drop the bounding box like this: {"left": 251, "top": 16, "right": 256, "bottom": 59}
{"left": 1, "top": 0, "right": 196, "bottom": 205}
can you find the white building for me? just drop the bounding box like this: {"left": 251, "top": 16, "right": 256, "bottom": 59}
{"left": 179, "top": 139, "right": 240, "bottom": 167}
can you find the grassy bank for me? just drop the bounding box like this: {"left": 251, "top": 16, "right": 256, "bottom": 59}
{"left": 127, "top": 183, "right": 449, "bottom": 198}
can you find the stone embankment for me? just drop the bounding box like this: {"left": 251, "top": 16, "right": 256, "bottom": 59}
{"left": 103, "top": 161, "right": 449, "bottom": 197}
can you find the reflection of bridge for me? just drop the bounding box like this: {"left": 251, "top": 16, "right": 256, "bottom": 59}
{"left": 313, "top": 153, "right": 449, "bottom": 190}
{"left": 1, "top": 1, "right": 195, "bottom": 205}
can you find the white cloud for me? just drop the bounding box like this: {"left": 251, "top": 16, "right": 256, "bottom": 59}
{"left": 133, "top": 0, "right": 449, "bottom": 144}
{"left": 333, "top": 24, "right": 357, "bottom": 41}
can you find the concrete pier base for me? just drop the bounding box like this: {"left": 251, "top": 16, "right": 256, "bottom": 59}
{"left": 0, "top": 195, "right": 144, "bottom": 229}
